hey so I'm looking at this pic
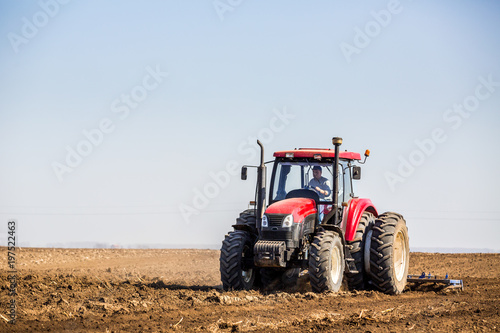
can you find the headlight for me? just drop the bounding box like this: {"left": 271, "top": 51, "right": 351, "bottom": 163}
{"left": 262, "top": 215, "right": 269, "bottom": 227}
{"left": 282, "top": 214, "right": 293, "bottom": 228}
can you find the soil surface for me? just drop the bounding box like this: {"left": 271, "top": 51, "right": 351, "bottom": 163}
{"left": 1, "top": 248, "right": 499, "bottom": 332}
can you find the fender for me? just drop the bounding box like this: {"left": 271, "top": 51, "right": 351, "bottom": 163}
{"left": 341, "top": 198, "right": 378, "bottom": 241}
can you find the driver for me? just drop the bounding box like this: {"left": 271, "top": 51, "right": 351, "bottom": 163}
{"left": 308, "top": 166, "right": 332, "bottom": 200}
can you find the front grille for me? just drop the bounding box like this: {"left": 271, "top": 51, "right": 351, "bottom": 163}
{"left": 267, "top": 214, "right": 286, "bottom": 227}
{"left": 261, "top": 230, "right": 293, "bottom": 240}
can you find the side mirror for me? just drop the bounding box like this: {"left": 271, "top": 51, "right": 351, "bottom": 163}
{"left": 241, "top": 166, "right": 248, "bottom": 180}
{"left": 352, "top": 166, "right": 361, "bottom": 180}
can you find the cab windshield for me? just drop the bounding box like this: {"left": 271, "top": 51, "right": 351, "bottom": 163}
{"left": 271, "top": 161, "right": 339, "bottom": 203}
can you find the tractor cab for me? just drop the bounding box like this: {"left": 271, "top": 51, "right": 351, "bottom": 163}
{"left": 249, "top": 144, "right": 366, "bottom": 268}
{"left": 269, "top": 149, "right": 361, "bottom": 225}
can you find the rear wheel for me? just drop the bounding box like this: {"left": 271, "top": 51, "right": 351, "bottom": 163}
{"left": 345, "top": 211, "right": 375, "bottom": 290}
{"left": 369, "top": 212, "right": 409, "bottom": 294}
{"left": 235, "top": 209, "right": 257, "bottom": 234}
{"left": 220, "top": 231, "right": 256, "bottom": 290}
{"left": 309, "top": 230, "right": 345, "bottom": 292}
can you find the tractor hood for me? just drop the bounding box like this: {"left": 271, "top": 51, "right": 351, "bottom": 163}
{"left": 265, "top": 198, "right": 317, "bottom": 223}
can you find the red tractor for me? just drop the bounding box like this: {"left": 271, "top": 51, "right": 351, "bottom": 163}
{"left": 220, "top": 137, "right": 409, "bottom": 294}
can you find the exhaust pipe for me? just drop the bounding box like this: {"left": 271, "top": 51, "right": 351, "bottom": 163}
{"left": 331, "top": 137, "right": 342, "bottom": 225}
{"left": 256, "top": 140, "right": 266, "bottom": 226}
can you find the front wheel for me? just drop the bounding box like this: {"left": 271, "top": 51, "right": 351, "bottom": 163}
{"left": 220, "top": 231, "right": 256, "bottom": 290}
{"left": 309, "top": 230, "right": 345, "bottom": 292}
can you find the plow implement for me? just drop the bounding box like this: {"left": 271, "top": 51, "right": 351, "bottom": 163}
{"left": 407, "top": 272, "right": 464, "bottom": 291}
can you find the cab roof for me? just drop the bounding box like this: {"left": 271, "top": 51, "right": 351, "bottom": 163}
{"left": 273, "top": 148, "right": 361, "bottom": 160}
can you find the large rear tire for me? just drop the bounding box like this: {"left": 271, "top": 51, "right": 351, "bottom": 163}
{"left": 235, "top": 209, "right": 257, "bottom": 234}
{"left": 345, "top": 211, "right": 375, "bottom": 290}
{"left": 220, "top": 231, "right": 256, "bottom": 290}
{"left": 369, "top": 212, "right": 409, "bottom": 294}
{"left": 309, "top": 230, "right": 345, "bottom": 293}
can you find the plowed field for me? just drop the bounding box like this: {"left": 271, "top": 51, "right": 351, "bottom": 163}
{"left": 1, "top": 248, "right": 499, "bottom": 332}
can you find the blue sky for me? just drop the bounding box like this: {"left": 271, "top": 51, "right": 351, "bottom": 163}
{"left": 1, "top": 0, "right": 499, "bottom": 250}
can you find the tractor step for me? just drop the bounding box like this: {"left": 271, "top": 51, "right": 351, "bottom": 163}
{"left": 407, "top": 272, "right": 464, "bottom": 290}
{"left": 344, "top": 257, "right": 359, "bottom": 274}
